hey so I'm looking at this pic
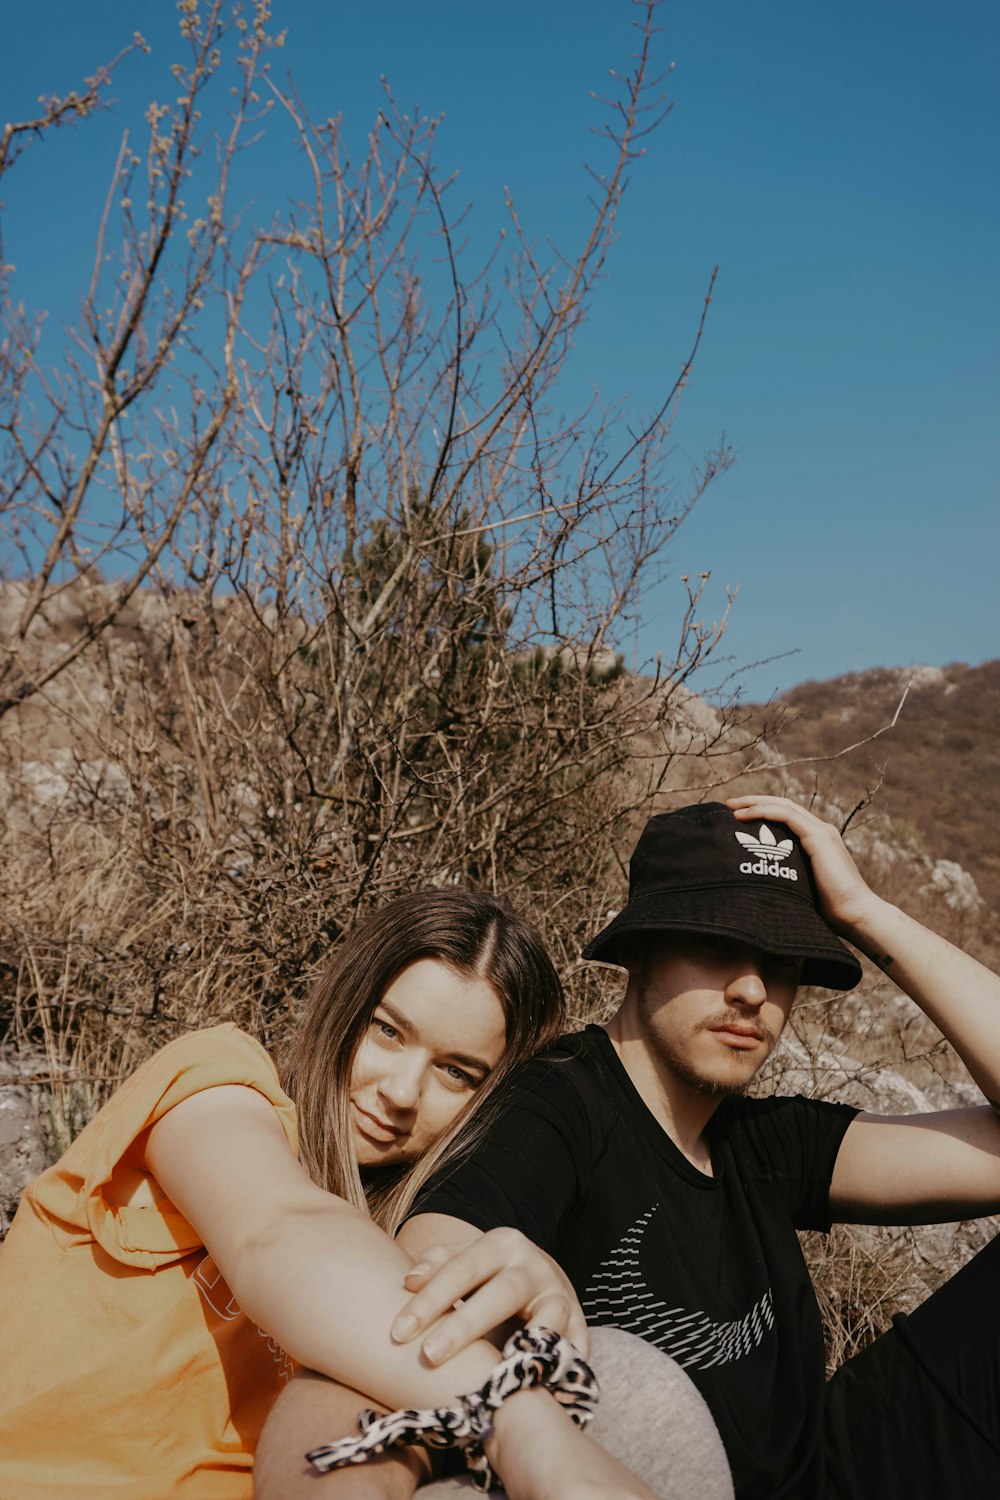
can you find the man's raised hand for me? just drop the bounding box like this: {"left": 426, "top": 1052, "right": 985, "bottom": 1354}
{"left": 727, "top": 794, "right": 880, "bottom": 937}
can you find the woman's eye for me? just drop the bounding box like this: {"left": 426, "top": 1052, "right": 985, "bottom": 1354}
{"left": 372, "top": 1018, "right": 399, "bottom": 1041}
{"left": 441, "top": 1063, "right": 477, "bottom": 1090}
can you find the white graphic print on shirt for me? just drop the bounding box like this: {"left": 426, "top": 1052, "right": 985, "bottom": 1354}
{"left": 581, "top": 1206, "right": 774, "bottom": 1370}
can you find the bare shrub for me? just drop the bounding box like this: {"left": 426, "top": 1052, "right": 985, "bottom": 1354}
{"left": 1, "top": 2, "right": 754, "bottom": 1131}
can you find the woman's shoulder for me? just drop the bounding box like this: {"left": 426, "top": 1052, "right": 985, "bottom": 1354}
{"left": 104, "top": 1023, "right": 293, "bottom": 1143}
{"left": 87, "top": 1024, "right": 286, "bottom": 1123}
{"left": 145, "top": 1022, "right": 278, "bottom": 1077}
{"left": 20, "top": 1024, "right": 297, "bottom": 1267}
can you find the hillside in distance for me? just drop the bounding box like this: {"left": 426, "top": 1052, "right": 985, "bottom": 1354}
{"left": 751, "top": 660, "right": 1000, "bottom": 921}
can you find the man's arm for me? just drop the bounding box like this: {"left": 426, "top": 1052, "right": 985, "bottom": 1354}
{"left": 728, "top": 795, "right": 1000, "bottom": 1219}
{"left": 827, "top": 890, "right": 1000, "bottom": 1218}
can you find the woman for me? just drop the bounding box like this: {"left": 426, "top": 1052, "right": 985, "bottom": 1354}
{"left": 0, "top": 888, "right": 628, "bottom": 1500}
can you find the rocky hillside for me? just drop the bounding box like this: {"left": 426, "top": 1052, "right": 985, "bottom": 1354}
{"left": 749, "top": 660, "right": 1000, "bottom": 925}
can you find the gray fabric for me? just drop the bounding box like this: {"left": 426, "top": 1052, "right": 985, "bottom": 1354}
{"left": 420, "top": 1326, "right": 734, "bottom": 1500}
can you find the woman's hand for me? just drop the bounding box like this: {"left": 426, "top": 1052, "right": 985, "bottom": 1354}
{"left": 390, "top": 1226, "right": 589, "bottom": 1364}
{"left": 726, "top": 794, "right": 882, "bottom": 936}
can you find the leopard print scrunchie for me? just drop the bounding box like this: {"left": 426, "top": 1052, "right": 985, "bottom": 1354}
{"left": 305, "top": 1325, "right": 600, "bottom": 1491}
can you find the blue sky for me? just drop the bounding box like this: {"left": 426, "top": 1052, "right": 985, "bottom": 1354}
{"left": 2, "top": 0, "right": 997, "bottom": 699}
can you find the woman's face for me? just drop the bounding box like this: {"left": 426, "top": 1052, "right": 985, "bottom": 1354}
{"left": 349, "top": 957, "right": 507, "bottom": 1168}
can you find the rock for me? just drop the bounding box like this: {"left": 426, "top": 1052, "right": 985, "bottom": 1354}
{"left": 0, "top": 1066, "right": 49, "bottom": 1236}
{"left": 924, "top": 859, "right": 983, "bottom": 914}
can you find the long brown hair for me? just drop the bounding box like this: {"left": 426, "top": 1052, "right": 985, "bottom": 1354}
{"left": 281, "top": 889, "right": 564, "bottom": 1233}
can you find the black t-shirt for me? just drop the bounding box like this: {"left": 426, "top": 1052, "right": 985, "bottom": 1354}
{"left": 413, "top": 1026, "right": 858, "bottom": 1500}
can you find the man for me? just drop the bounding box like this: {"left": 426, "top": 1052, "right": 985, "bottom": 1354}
{"left": 258, "top": 795, "right": 1000, "bottom": 1498}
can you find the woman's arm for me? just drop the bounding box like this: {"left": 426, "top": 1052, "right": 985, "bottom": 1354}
{"left": 146, "top": 1083, "right": 518, "bottom": 1405}
{"left": 254, "top": 1373, "right": 430, "bottom": 1500}
{"left": 254, "top": 1372, "right": 670, "bottom": 1500}
{"left": 148, "top": 1084, "right": 661, "bottom": 1500}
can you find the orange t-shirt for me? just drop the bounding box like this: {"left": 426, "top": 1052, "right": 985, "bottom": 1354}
{"left": 0, "top": 1025, "right": 299, "bottom": 1498}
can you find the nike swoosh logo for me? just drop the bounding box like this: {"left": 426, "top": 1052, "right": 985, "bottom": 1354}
{"left": 581, "top": 1206, "right": 774, "bottom": 1370}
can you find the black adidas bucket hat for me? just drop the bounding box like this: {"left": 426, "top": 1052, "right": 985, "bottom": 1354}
{"left": 584, "top": 802, "right": 863, "bottom": 991}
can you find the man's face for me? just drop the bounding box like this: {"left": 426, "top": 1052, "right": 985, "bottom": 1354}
{"left": 632, "top": 933, "right": 802, "bottom": 1098}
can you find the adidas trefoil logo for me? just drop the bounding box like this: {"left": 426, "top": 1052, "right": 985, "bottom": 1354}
{"left": 734, "top": 823, "right": 799, "bottom": 881}
{"left": 735, "top": 823, "right": 793, "bottom": 861}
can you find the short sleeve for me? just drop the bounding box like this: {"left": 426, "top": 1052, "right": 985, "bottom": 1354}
{"left": 29, "top": 1025, "right": 297, "bottom": 1269}
{"left": 407, "top": 1054, "right": 606, "bottom": 1252}
{"left": 720, "top": 1093, "right": 858, "bottom": 1232}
